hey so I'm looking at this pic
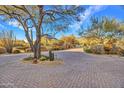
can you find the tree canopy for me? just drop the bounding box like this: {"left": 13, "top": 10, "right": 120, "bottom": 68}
{"left": 0, "top": 5, "right": 85, "bottom": 60}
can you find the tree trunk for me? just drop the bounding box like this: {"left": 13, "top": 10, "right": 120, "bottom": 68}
{"left": 33, "top": 29, "right": 41, "bottom": 59}
{"left": 33, "top": 42, "right": 41, "bottom": 64}
{"left": 33, "top": 43, "right": 41, "bottom": 59}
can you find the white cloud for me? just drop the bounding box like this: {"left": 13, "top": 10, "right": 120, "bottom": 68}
{"left": 8, "top": 20, "right": 24, "bottom": 30}
{"left": 0, "top": 24, "right": 5, "bottom": 29}
{"left": 8, "top": 20, "right": 36, "bottom": 31}
{"left": 70, "top": 5, "right": 107, "bottom": 31}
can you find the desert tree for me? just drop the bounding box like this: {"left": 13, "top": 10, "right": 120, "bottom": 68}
{"left": 0, "top": 5, "right": 84, "bottom": 60}
{"left": 102, "top": 17, "right": 119, "bottom": 38}
{"left": 79, "top": 16, "right": 120, "bottom": 39}
{"left": 78, "top": 16, "right": 105, "bottom": 40}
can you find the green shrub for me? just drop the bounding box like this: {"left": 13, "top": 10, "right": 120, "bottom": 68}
{"left": 84, "top": 48, "right": 92, "bottom": 53}
{"left": 40, "top": 55, "right": 49, "bottom": 61}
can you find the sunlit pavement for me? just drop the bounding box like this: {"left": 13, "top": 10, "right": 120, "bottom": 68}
{"left": 0, "top": 48, "right": 124, "bottom": 88}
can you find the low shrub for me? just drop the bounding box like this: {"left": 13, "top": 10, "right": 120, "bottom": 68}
{"left": 51, "top": 45, "right": 64, "bottom": 50}
{"left": 25, "top": 48, "right": 32, "bottom": 53}
{"left": 40, "top": 55, "right": 50, "bottom": 61}
{"left": 108, "top": 44, "right": 118, "bottom": 54}
{"left": 13, "top": 49, "right": 21, "bottom": 54}
{"left": 0, "top": 47, "right": 6, "bottom": 54}
{"left": 41, "top": 46, "right": 47, "bottom": 51}
{"left": 84, "top": 43, "right": 124, "bottom": 56}
{"left": 104, "top": 44, "right": 112, "bottom": 54}
{"left": 90, "top": 44, "right": 105, "bottom": 54}
{"left": 23, "top": 55, "right": 50, "bottom": 61}
{"left": 116, "top": 40, "right": 124, "bottom": 56}
{"left": 84, "top": 48, "right": 92, "bottom": 53}
{"left": 117, "top": 48, "right": 124, "bottom": 56}
{"left": 23, "top": 56, "right": 34, "bottom": 61}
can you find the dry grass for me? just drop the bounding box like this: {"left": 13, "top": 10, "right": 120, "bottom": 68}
{"left": 22, "top": 56, "right": 64, "bottom": 66}
{"left": 22, "top": 59, "right": 64, "bottom": 66}
{"left": 39, "top": 59, "right": 64, "bottom": 65}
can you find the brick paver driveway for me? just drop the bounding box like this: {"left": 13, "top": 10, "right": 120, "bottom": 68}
{"left": 0, "top": 48, "right": 124, "bottom": 88}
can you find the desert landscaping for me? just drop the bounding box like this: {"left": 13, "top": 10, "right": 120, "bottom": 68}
{"left": 0, "top": 5, "right": 124, "bottom": 88}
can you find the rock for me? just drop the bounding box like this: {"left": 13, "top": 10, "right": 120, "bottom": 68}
{"left": 33, "top": 58, "right": 38, "bottom": 64}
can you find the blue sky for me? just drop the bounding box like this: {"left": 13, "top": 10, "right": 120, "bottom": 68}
{"left": 66, "top": 5, "right": 124, "bottom": 38}
{"left": 0, "top": 5, "right": 124, "bottom": 40}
